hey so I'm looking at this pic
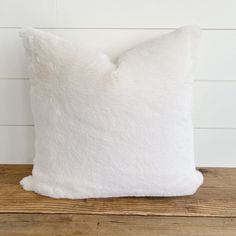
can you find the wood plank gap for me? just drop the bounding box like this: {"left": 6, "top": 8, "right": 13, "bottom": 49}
{"left": 0, "top": 212, "right": 235, "bottom": 219}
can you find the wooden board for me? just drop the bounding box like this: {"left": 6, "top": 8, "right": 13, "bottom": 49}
{"left": 0, "top": 165, "right": 236, "bottom": 217}
{"left": 0, "top": 165, "right": 236, "bottom": 235}
{"left": 0, "top": 214, "right": 236, "bottom": 236}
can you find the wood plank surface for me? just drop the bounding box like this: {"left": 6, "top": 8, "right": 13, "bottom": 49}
{"left": 0, "top": 165, "right": 236, "bottom": 217}
{"left": 0, "top": 214, "right": 236, "bottom": 236}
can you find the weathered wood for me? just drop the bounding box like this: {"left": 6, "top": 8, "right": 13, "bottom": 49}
{"left": 0, "top": 165, "right": 236, "bottom": 217}
{"left": 0, "top": 165, "right": 236, "bottom": 235}
{"left": 0, "top": 214, "right": 236, "bottom": 236}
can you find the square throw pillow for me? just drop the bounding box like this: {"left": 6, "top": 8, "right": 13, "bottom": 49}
{"left": 20, "top": 26, "right": 203, "bottom": 199}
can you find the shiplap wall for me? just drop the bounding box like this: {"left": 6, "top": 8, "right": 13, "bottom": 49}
{"left": 0, "top": 0, "right": 236, "bottom": 166}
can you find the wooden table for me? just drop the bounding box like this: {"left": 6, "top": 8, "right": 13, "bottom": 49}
{"left": 0, "top": 165, "right": 236, "bottom": 235}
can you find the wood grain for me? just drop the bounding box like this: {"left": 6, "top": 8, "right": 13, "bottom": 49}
{"left": 0, "top": 214, "right": 236, "bottom": 236}
{"left": 0, "top": 165, "right": 236, "bottom": 217}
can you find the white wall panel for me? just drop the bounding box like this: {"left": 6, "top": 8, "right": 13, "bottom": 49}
{"left": 0, "top": 126, "right": 235, "bottom": 166}
{"left": 1, "top": 0, "right": 236, "bottom": 28}
{"left": 0, "top": 0, "right": 235, "bottom": 166}
{"left": 1, "top": 29, "right": 236, "bottom": 80}
{"left": 55, "top": 0, "right": 236, "bottom": 28}
{"left": 0, "top": 79, "right": 32, "bottom": 125}
{"left": 193, "top": 82, "right": 236, "bottom": 128}
{"left": 195, "top": 129, "right": 236, "bottom": 167}
{"left": 0, "top": 126, "right": 34, "bottom": 164}
{"left": 0, "top": 0, "right": 56, "bottom": 27}
{"left": 1, "top": 80, "right": 235, "bottom": 128}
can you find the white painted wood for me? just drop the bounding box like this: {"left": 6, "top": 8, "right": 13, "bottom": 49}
{"left": 193, "top": 82, "right": 236, "bottom": 128}
{"left": 0, "top": 126, "right": 34, "bottom": 164}
{"left": 57, "top": 0, "right": 236, "bottom": 29}
{"left": 0, "top": 0, "right": 235, "bottom": 166}
{"left": 195, "top": 129, "right": 236, "bottom": 167}
{"left": 0, "top": 29, "right": 28, "bottom": 78}
{"left": 1, "top": 29, "right": 236, "bottom": 80}
{"left": 0, "top": 0, "right": 56, "bottom": 27}
{"left": 1, "top": 0, "right": 236, "bottom": 28}
{"left": 0, "top": 126, "right": 235, "bottom": 166}
{"left": 0, "top": 79, "right": 32, "bottom": 125}
{"left": 1, "top": 80, "right": 236, "bottom": 128}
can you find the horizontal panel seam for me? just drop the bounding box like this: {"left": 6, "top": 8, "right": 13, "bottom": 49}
{"left": 1, "top": 78, "right": 236, "bottom": 82}
{"left": 0, "top": 124, "right": 236, "bottom": 130}
{"left": 1, "top": 27, "right": 236, "bottom": 31}
{"left": 195, "top": 127, "right": 236, "bottom": 130}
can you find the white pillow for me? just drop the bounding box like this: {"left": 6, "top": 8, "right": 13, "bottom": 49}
{"left": 20, "top": 26, "right": 203, "bottom": 199}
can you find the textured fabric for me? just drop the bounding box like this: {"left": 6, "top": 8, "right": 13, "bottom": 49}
{"left": 20, "top": 26, "right": 203, "bottom": 199}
